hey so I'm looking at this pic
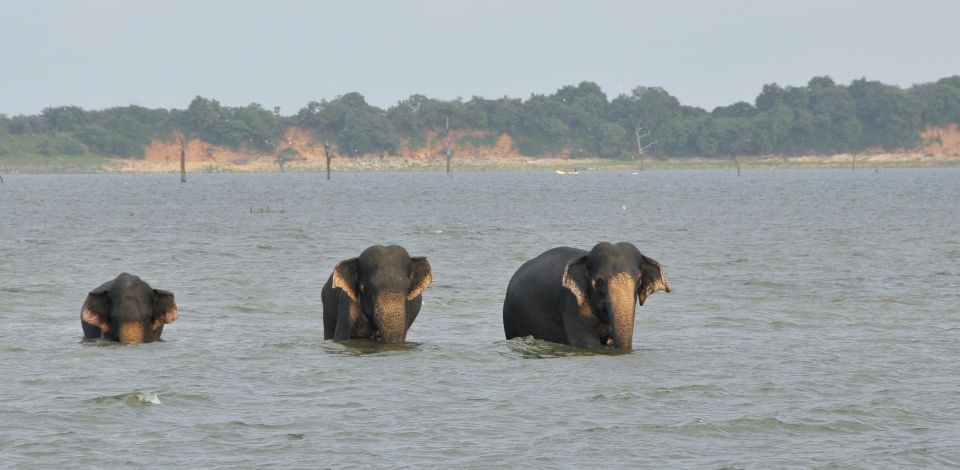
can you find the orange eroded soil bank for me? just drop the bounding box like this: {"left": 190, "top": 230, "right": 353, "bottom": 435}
{"left": 107, "top": 125, "right": 960, "bottom": 173}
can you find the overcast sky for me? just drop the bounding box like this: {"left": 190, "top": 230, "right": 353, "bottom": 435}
{"left": 3, "top": 0, "right": 958, "bottom": 116}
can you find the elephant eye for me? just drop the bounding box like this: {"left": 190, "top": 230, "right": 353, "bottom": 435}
{"left": 592, "top": 277, "right": 607, "bottom": 290}
{"left": 358, "top": 282, "right": 367, "bottom": 293}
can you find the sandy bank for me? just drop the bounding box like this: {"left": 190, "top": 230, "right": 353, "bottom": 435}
{"left": 3, "top": 152, "right": 959, "bottom": 175}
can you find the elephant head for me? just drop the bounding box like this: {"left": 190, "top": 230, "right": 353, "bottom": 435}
{"left": 561, "top": 242, "right": 670, "bottom": 349}
{"left": 81, "top": 273, "right": 178, "bottom": 344}
{"left": 331, "top": 245, "right": 433, "bottom": 343}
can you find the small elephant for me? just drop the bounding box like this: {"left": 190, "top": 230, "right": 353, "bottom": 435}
{"left": 503, "top": 242, "right": 670, "bottom": 350}
{"left": 321, "top": 245, "right": 433, "bottom": 343}
{"left": 81, "top": 273, "right": 179, "bottom": 344}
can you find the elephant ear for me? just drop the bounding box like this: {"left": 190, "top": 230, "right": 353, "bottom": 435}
{"left": 637, "top": 255, "right": 671, "bottom": 306}
{"left": 81, "top": 287, "right": 111, "bottom": 333}
{"left": 560, "top": 256, "right": 590, "bottom": 307}
{"left": 407, "top": 257, "right": 433, "bottom": 300}
{"left": 150, "top": 289, "right": 178, "bottom": 330}
{"left": 331, "top": 258, "right": 360, "bottom": 302}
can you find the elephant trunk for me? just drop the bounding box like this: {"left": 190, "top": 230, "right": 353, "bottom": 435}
{"left": 118, "top": 322, "right": 146, "bottom": 344}
{"left": 607, "top": 274, "right": 637, "bottom": 350}
{"left": 373, "top": 292, "right": 408, "bottom": 343}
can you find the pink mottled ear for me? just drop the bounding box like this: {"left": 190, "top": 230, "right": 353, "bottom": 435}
{"left": 331, "top": 258, "right": 360, "bottom": 302}
{"left": 638, "top": 256, "right": 671, "bottom": 306}
{"left": 407, "top": 257, "right": 433, "bottom": 301}
{"left": 150, "top": 289, "right": 178, "bottom": 331}
{"left": 560, "top": 256, "right": 589, "bottom": 307}
{"left": 81, "top": 290, "right": 111, "bottom": 333}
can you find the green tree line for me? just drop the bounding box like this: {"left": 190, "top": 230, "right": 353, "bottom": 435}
{"left": 2, "top": 75, "right": 960, "bottom": 160}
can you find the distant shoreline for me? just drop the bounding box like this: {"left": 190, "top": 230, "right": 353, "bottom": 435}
{"left": 2, "top": 153, "right": 959, "bottom": 175}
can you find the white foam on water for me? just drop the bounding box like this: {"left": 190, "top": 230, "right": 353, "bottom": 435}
{"left": 137, "top": 392, "right": 162, "bottom": 405}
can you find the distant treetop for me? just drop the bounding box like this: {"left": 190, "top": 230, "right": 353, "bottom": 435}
{"left": 2, "top": 75, "right": 959, "bottom": 159}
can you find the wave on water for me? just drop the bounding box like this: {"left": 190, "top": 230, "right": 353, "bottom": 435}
{"left": 640, "top": 384, "right": 725, "bottom": 399}
{"left": 673, "top": 415, "right": 879, "bottom": 437}
{"left": 226, "top": 304, "right": 267, "bottom": 314}
{"left": 406, "top": 226, "right": 535, "bottom": 236}
{"left": 316, "top": 339, "right": 423, "bottom": 356}
{"left": 22, "top": 239, "right": 55, "bottom": 246}
{"left": 87, "top": 391, "right": 162, "bottom": 406}
{"left": 79, "top": 338, "right": 123, "bottom": 346}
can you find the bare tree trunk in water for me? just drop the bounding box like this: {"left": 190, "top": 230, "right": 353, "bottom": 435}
{"left": 0, "top": 174, "right": 4, "bottom": 183}
{"left": 275, "top": 143, "right": 284, "bottom": 173}
{"left": 180, "top": 146, "right": 187, "bottom": 183}
{"left": 732, "top": 157, "right": 741, "bottom": 176}
{"left": 635, "top": 123, "right": 656, "bottom": 171}
{"left": 852, "top": 154, "right": 857, "bottom": 170}
{"left": 444, "top": 116, "right": 452, "bottom": 176}
{"left": 324, "top": 142, "right": 332, "bottom": 180}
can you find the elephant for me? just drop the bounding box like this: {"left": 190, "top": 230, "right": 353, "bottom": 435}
{"left": 81, "top": 273, "right": 179, "bottom": 344}
{"left": 321, "top": 245, "right": 433, "bottom": 343}
{"left": 502, "top": 242, "right": 670, "bottom": 350}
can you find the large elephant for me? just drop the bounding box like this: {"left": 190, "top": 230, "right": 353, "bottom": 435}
{"left": 81, "top": 273, "right": 179, "bottom": 344}
{"left": 503, "top": 242, "right": 670, "bottom": 350}
{"left": 321, "top": 245, "right": 433, "bottom": 343}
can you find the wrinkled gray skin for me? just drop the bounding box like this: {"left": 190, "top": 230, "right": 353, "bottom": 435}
{"left": 81, "top": 273, "right": 178, "bottom": 344}
{"left": 503, "top": 242, "right": 670, "bottom": 350}
{"left": 321, "top": 245, "right": 433, "bottom": 343}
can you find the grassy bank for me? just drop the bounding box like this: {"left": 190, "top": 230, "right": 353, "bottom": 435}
{"left": 0, "top": 154, "right": 113, "bottom": 174}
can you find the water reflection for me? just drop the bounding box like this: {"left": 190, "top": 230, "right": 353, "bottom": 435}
{"left": 500, "top": 337, "right": 633, "bottom": 358}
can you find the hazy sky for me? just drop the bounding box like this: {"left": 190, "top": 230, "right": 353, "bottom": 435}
{"left": 3, "top": 0, "right": 959, "bottom": 116}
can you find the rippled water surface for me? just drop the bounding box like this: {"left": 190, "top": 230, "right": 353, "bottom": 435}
{"left": 1, "top": 169, "right": 959, "bottom": 467}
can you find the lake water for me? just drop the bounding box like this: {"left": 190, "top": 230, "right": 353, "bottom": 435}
{"left": 1, "top": 168, "right": 958, "bottom": 468}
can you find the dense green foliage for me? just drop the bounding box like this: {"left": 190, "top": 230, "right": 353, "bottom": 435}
{"left": 3, "top": 76, "right": 960, "bottom": 159}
